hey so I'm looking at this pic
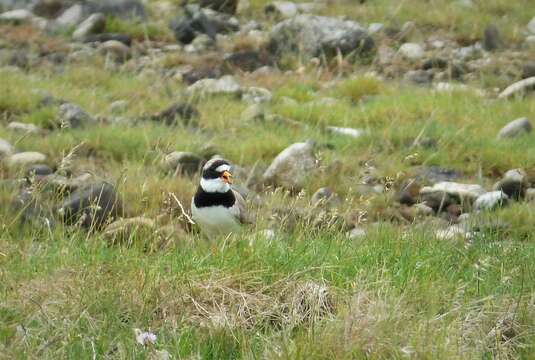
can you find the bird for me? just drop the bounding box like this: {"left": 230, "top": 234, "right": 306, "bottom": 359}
{"left": 191, "top": 158, "right": 250, "bottom": 238}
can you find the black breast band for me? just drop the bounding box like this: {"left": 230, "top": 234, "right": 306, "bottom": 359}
{"left": 194, "top": 187, "right": 236, "bottom": 208}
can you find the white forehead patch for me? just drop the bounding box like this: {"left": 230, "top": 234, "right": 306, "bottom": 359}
{"left": 215, "top": 164, "right": 231, "bottom": 173}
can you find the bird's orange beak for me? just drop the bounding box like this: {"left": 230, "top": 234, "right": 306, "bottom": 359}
{"left": 221, "top": 170, "right": 233, "bottom": 184}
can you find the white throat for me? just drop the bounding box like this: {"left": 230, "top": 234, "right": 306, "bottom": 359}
{"left": 200, "top": 177, "right": 231, "bottom": 193}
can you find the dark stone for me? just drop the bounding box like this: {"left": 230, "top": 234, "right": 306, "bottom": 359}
{"left": 11, "top": 188, "right": 54, "bottom": 227}
{"left": 522, "top": 62, "right": 535, "bottom": 79}
{"left": 483, "top": 24, "right": 500, "bottom": 51}
{"left": 422, "top": 57, "right": 448, "bottom": 70}
{"left": 413, "top": 166, "right": 462, "bottom": 184}
{"left": 25, "top": 164, "right": 53, "bottom": 178}
{"left": 31, "top": 0, "right": 70, "bottom": 18}
{"left": 151, "top": 102, "right": 199, "bottom": 126}
{"left": 169, "top": 5, "right": 239, "bottom": 44}
{"left": 421, "top": 191, "right": 454, "bottom": 212}
{"left": 58, "top": 182, "right": 123, "bottom": 230}
{"left": 182, "top": 68, "right": 221, "bottom": 84}
{"left": 199, "top": 0, "right": 238, "bottom": 14}
{"left": 223, "top": 50, "right": 272, "bottom": 72}
{"left": 83, "top": 33, "right": 132, "bottom": 46}
{"left": 38, "top": 94, "right": 66, "bottom": 108}
{"left": 396, "top": 179, "right": 421, "bottom": 206}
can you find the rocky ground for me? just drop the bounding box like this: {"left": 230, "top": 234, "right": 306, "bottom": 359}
{"left": 1, "top": 0, "right": 535, "bottom": 358}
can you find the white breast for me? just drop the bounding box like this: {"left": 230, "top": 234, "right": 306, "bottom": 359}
{"left": 191, "top": 201, "right": 241, "bottom": 238}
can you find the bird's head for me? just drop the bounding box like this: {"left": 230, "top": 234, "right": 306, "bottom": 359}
{"left": 200, "top": 159, "right": 233, "bottom": 193}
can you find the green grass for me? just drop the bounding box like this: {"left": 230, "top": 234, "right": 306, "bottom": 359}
{"left": 2, "top": 0, "right": 535, "bottom": 358}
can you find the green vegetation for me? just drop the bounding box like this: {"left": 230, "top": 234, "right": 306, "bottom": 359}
{"left": 1, "top": 0, "right": 535, "bottom": 358}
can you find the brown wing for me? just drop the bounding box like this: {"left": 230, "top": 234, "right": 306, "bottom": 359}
{"left": 232, "top": 189, "right": 254, "bottom": 224}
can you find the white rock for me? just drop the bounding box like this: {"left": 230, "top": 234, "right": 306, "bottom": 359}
{"left": 420, "top": 182, "right": 486, "bottom": 201}
{"left": 0, "top": 139, "right": 13, "bottom": 158}
{"left": 528, "top": 16, "right": 535, "bottom": 34}
{"left": 58, "top": 103, "right": 94, "bottom": 128}
{"left": 109, "top": 100, "right": 129, "bottom": 114}
{"left": 347, "top": 227, "right": 366, "bottom": 239}
{"left": 435, "top": 225, "right": 471, "bottom": 240}
{"left": 498, "top": 77, "right": 535, "bottom": 99}
{"left": 187, "top": 75, "right": 241, "bottom": 96}
{"left": 473, "top": 191, "right": 508, "bottom": 211}
{"left": 55, "top": 4, "right": 84, "bottom": 27}
{"left": 263, "top": 141, "right": 317, "bottom": 189}
{"left": 242, "top": 87, "right": 272, "bottom": 104}
{"left": 98, "top": 40, "right": 130, "bottom": 60}
{"left": 368, "top": 22, "right": 384, "bottom": 34}
{"left": 72, "top": 13, "right": 106, "bottom": 41}
{"left": 398, "top": 43, "right": 425, "bottom": 60}
{"left": 7, "top": 152, "right": 47, "bottom": 167}
{"left": 265, "top": 1, "right": 298, "bottom": 18}
{"left": 434, "top": 82, "right": 486, "bottom": 97}
{"left": 497, "top": 117, "right": 532, "bottom": 139}
{"left": 326, "top": 126, "right": 366, "bottom": 138}
{"left": 0, "top": 9, "right": 34, "bottom": 23}
{"left": 7, "top": 122, "right": 41, "bottom": 134}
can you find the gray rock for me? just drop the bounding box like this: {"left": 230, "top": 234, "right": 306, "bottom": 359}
{"left": 435, "top": 225, "right": 471, "bottom": 240}
{"left": 25, "top": 163, "right": 53, "bottom": 178}
{"left": 186, "top": 75, "right": 241, "bottom": 96}
{"left": 522, "top": 62, "right": 535, "bottom": 79}
{"left": 398, "top": 43, "right": 425, "bottom": 60}
{"left": 420, "top": 182, "right": 485, "bottom": 202}
{"left": 98, "top": 40, "right": 129, "bottom": 60}
{"left": 7, "top": 151, "right": 47, "bottom": 167}
{"left": 57, "top": 181, "right": 122, "bottom": 230}
{"left": 72, "top": 13, "right": 105, "bottom": 41}
{"left": 7, "top": 121, "right": 41, "bottom": 134}
{"left": 404, "top": 69, "right": 433, "bottom": 85}
{"left": 498, "top": 77, "right": 535, "bottom": 99}
{"left": 311, "top": 187, "right": 341, "bottom": 208}
{"left": 347, "top": 227, "right": 366, "bottom": 240}
{"left": 413, "top": 203, "right": 434, "bottom": 217}
{"left": 493, "top": 168, "right": 527, "bottom": 199}
{"left": 0, "top": 138, "right": 14, "bottom": 157}
{"left": 263, "top": 141, "right": 317, "bottom": 190}
{"left": 368, "top": 22, "right": 384, "bottom": 34}
{"left": 109, "top": 100, "right": 128, "bottom": 114}
{"left": 31, "top": 0, "right": 71, "bottom": 18}
{"left": 483, "top": 24, "right": 500, "bottom": 51}
{"left": 525, "top": 188, "right": 535, "bottom": 202}
{"left": 528, "top": 16, "right": 535, "bottom": 35}
{"left": 55, "top": 3, "right": 83, "bottom": 27}
{"left": 58, "top": 103, "right": 94, "bottom": 128}
{"left": 497, "top": 117, "right": 532, "bottom": 139}
{"left": 268, "top": 14, "right": 373, "bottom": 58}
{"left": 11, "top": 188, "right": 54, "bottom": 228}
{"left": 474, "top": 191, "right": 508, "bottom": 211}
{"left": 241, "top": 104, "right": 266, "bottom": 122}
{"left": 150, "top": 102, "right": 199, "bottom": 126}
{"left": 164, "top": 151, "right": 202, "bottom": 176}
{"left": 242, "top": 87, "right": 272, "bottom": 104}
{"left": 413, "top": 166, "right": 461, "bottom": 183}
{"left": 0, "top": 8, "right": 34, "bottom": 23}
{"left": 264, "top": 1, "right": 298, "bottom": 18}
{"left": 169, "top": 4, "right": 239, "bottom": 45}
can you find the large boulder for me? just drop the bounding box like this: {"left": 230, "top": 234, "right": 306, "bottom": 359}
{"left": 57, "top": 182, "right": 123, "bottom": 230}
{"left": 263, "top": 141, "right": 317, "bottom": 190}
{"left": 268, "top": 15, "right": 373, "bottom": 58}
